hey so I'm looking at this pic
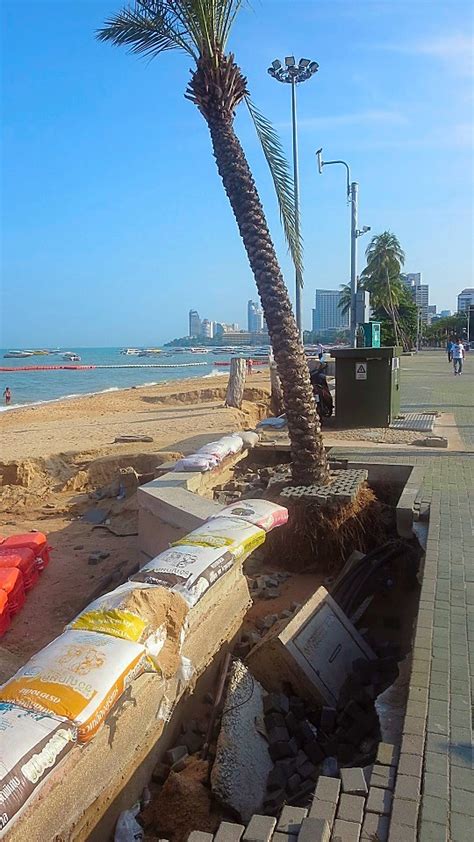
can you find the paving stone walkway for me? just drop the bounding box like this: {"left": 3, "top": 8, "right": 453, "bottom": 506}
{"left": 331, "top": 351, "right": 474, "bottom": 842}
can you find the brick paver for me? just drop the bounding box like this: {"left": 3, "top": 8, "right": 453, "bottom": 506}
{"left": 331, "top": 351, "right": 474, "bottom": 841}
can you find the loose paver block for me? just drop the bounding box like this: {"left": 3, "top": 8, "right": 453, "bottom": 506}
{"left": 276, "top": 806, "right": 308, "bottom": 835}
{"left": 365, "top": 786, "right": 392, "bottom": 816}
{"left": 243, "top": 815, "right": 276, "bottom": 842}
{"left": 337, "top": 794, "right": 365, "bottom": 824}
{"left": 214, "top": 822, "right": 245, "bottom": 842}
{"left": 309, "top": 799, "right": 336, "bottom": 826}
{"left": 369, "top": 766, "right": 395, "bottom": 790}
{"left": 340, "top": 768, "right": 368, "bottom": 796}
{"left": 314, "top": 775, "right": 341, "bottom": 803}
{"left": 360, "top": 812, "right": 389, "bottom": 842}
{"left": 187, "top": 833, "right": 214, "bottom": 842}
{"left": 297, "top": 816, "right": 330, "bottom": 842}
{"left": 247, "top": 587, "right": 374, "bottom": 707}
{"left": 331, "top": 818, "right": 361, "bottom": 842}
{"left": 375, "top": 743, "right": 398, "bottom": 767}
{"left": 273, "top": 834, "right": 292, "bottom": 842}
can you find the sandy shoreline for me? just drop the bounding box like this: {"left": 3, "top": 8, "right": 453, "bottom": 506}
{"left": 0, "top": 372, "right": 271, "bottom": 462}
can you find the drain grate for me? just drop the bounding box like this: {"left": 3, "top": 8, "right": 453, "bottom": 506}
{"left": 390, "top": 413, "right": 436, "bottom": 432}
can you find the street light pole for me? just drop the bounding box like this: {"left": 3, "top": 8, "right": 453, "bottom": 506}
{"left": 268, "top": 57, "right": 319, "bottom": 341}
{"left": 316, "top": 149, "right": 370, "bottom": 348}
{"left": 350, "top": 180, "right": 358, "bottom": 347}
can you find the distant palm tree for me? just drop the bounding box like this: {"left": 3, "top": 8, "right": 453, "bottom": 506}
{"left": 97, "top": 0, "right": 328, "bottom": 485}
{"left": 361, "top": 232, "right": 405, "bottom": 346}
{"left": 338, "top": 280, "right": 363, "bottom": 317}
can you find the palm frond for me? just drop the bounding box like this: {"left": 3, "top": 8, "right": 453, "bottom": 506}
{"left": 96, "top": 1, "right": 198, "bottom": 60}
{"left": 245, "top": 97, "right": 303, "bottom": 279}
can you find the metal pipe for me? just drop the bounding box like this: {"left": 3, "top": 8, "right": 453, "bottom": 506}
{"left": 350, "top": 182, "right": 358, "bottom": 348}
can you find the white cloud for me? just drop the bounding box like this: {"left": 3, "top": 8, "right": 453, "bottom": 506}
{"left": 382, "top": 33, "right": 474, "bottom": 76}
{"left": 278, "top": 109, "right": 407, "bottom": 130}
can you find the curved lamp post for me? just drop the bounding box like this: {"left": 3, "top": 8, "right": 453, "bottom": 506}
{"left": 268, "top": 57, "right": 319, "bottom": 339}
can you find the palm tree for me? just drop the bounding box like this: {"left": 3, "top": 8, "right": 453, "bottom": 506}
{"left": 361, "top": 232, "right": 405, "bottom": 347}
{"left": 338, "top": 280, "right": 363, "bottom": 317}
{"left": 97, "top": 1, "right": 328, "bottom": 485}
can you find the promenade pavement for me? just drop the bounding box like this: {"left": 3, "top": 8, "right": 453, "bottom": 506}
{"left": 331, "top": 350, "right": 473, "bottom": 842}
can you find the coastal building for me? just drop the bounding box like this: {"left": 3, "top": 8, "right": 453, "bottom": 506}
{"left": 457, "top": 288, "right": 474, "bottom": 312}
{"left": 247, "top": 299, "right": 264, "bottom": 333}
{"left": 312, "top": 289, "right": 349, "bottom": 333}
{"left": 215, "top": 322, "right": 239, "bottom": 337}
{"left": 189, "top": 309, "right": 201, "bottom": 338}
{"left": 219, "top": 330, "right": 270, "bottom": 346}
{"left": 401, "top": 273, "right": 430, "bottom": 323}
{"left": 440, "top": 310, "right": 452, "bottom": 317}
{"left": 201, "top": 319, "right": 214, "bottom": 339}
{"left": 427, "top": 304, "right": 437, "bottom": 324}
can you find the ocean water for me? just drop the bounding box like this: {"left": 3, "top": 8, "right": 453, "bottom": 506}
{"left": 0, "top": 348, "right": 230, "bottom": 410}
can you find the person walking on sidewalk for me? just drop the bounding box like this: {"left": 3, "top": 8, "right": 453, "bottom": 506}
{"left": 452, "top": 338, "right": 465, "bottom": 375}
{"left": 447, "top": 338, "right": 454, "bottom": 363}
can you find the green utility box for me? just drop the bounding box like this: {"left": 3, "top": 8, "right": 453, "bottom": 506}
{"left": 363, "top": 322, "right": 381, "bottom": 348}
{"left": 331, "top": 346, "right": 401, "bottom": 427}
{"left": 355, "top": 322, "right": 380, "bottom": 348}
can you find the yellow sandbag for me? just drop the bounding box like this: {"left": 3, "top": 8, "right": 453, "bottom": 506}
{"left": 172, "top": 516, "right": 265, "bottom": 559}
{"left": 67, "top": 582, "right": 188, "bottom": 677}
{"left": 0, "top": 630, "right": 147, "bottom": 742}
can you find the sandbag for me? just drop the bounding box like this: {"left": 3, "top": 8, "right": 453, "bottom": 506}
{"left": 68, "top": 582, "right": 188, "bottom": 678}
{"left": 211, "top": 499, "right": 288, "bottom": 533}
{"left": 172, "top": 516, "right": 265, "bottom": 560}
{"left": 239, "top": 430, "right": 259, "bottom": 448}
{"left": 132, "top": 545, "right": 237, "bottom": 608}
{"left": 0, "top": 630, "right": 147, "bottom": 742}
{"left": 198, "top": 433, "right": 243, "bottom": 460}
{"left": 0, "top": 703, "right": 77, "bottom": 835}
{"left": 173, "top": 455, "right": 218, "bottom": 472}
{"left": 0, "top": 568, "right": 25, "bottom": 616}
{"left": 0, "top": 547, "right": 39, "bottom": 591}
{"left": 0, "top": 591, "right": 10, "bottom": 638}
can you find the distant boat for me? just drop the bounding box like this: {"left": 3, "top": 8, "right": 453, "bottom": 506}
{"left": 138, "top": 348, "right": 162, "bottom": 357}
{"left": 3, "top": 350, "right": 34, "bottom": 358}
{"left": 62, "top": 352, "right": 81, "bottom": 362}
{"left": 120, "top": 348, "right": 141, "bottom": 355}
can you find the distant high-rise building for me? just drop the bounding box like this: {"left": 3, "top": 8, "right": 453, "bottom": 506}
{"left": 312, "top": 289, "right": 349, "bottom": 334}
{"left": 427, "top": 304, "right": 437, "bottom": 325}
{"left": 401, "top": 273, "right": 430, "bottom": 322}
{"left": 215, "top": 322, "right": 239, "bottom": 337}
{"left": 440, "top": 310, "right": 452, "bottom": 318}
{"left": 457, "top": 289, "right": 474, "bottom": 312}
{"left": 189, "top": 309, "right": 201, "bottom": 338}
{"left": 247, "top": 300, "right": 264, "bottom": 333}
{"left": 201, "top": 318, "right": 214, "bottom": 339}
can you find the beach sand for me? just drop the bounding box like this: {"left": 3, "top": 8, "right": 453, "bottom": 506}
{"left": 0, "top": 373, "right": 271, "bottom": 671}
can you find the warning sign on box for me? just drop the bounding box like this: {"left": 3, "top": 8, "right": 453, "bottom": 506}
{"left": 355, "top": 362, "right": 367, "bottom": 380}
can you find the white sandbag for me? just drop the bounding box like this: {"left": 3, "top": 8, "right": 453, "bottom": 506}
{"left": 212, "top": 499, "right": 288, "bottom": 533}
{"left": 0, "top": 631, "right": 148, "bottom": 743}
{"left": 67, "top": 582, "right": 188, "bottom": 676}
{"left": 198, "top": 434, "right": 243, "bottom": 460}
{"left": 132, "top": 545, "right": 236, "bottom": 608}
{"left": 172, "top": 516, "right": 265, "bottom": 560}
{"left": 174, "top": 454, "right": 218, "bottom": 472}
{"left": 240, "top": 430, "right": 259, "bottom": 448}
{"left": 0, "top": 703, "right": 77, "bottom": 835}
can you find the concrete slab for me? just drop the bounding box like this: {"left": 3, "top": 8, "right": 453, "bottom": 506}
{"left": 247, "top": 587, "right": 375, "bottom": 707}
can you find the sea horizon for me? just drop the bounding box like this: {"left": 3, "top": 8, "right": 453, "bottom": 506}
{"left": 0, "top": 347, "right": 230, "bottom": 409}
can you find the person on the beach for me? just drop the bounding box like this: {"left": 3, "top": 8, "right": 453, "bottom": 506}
{"left": 3, "top": 387, "right": 11, "bottom": 405}
{"left": 316, "top": 342, "right": 324, "bottom": 361}
{"left": 246, "top": 358, "right": 253, "bottom": 375}
{"left": 452, "top": 338, "right": 465, "bottom": 375}
{"left": 447, "top": 338, "right": 454, "bottom": 363}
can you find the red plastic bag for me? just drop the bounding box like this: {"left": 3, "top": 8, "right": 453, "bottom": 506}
{"left": 3, "top": 532, "right": 50, "bottom": 569}
{"left": 0, "top": 590, "right": 11, "bottom": 636}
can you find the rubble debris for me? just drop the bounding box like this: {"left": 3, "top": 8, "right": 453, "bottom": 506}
{"left": 211, "top": 660, "right": 273, "bottom": 822}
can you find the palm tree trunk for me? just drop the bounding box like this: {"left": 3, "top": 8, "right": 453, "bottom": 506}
{"left": 385, "top": 269, "right": 401, "bottom": 347}
{"left": 206, "top": 115, "right": 328, "bottom": 485}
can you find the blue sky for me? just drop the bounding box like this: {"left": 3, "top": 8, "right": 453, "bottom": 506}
{"left": 1, "top": 0, "right": 473, "bottom": 346}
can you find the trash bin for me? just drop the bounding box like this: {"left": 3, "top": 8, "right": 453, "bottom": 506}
{"left": 331, "top": 347, "right": 401, "bottom": 427}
